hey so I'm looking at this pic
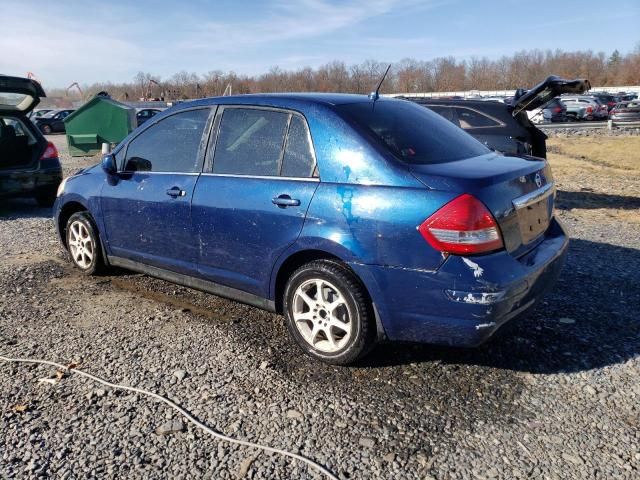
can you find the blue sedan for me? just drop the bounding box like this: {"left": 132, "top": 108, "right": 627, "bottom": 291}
{"left": 54, "top": 93, "right": 568, "bottom": 365}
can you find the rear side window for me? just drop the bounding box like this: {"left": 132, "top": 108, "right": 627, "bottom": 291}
{"left": 123, "top": 109, "right": 210, "bottom": 173}
{"left": 213, "top": 108, "right": 289, "bottom": 176}
{"left": 338, "top": 100, "right": 489, "bottom": 165}
{"left": 282, "top": 115, "right": 315, "bottom": 177}
{"left": 455, "top": 107, "right": 501, "bottom": 128}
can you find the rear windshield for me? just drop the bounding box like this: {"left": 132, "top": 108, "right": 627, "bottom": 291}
{"left": 337, "top": 100, "right": 489, "bottom": 165}
{"left": 0, "top": 93, "right": 34, "bottom": 111}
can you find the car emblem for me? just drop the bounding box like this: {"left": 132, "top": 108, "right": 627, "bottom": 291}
{"left": 534, "top": 172, "right": 543, "bottom": 188}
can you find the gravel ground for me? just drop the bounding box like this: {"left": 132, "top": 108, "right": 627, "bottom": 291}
{"left": 1, "top": 135, "right": 639, "bottom": 479}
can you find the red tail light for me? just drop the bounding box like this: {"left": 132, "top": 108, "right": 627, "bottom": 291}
{"left": 586, "top": 106, "right": 593, "bottom": 113}
{"left": 40, "top": 141, "right": 58, "bottom": 160}
{"left": 418, "top": 194, "right": 504, "bottom": 255}
{"left": 553, "top": 107, "right": 562, "bottom": 113}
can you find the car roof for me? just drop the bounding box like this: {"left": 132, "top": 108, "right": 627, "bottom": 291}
{"left": 177, "top": 92, "right": 378, "bottom": 109}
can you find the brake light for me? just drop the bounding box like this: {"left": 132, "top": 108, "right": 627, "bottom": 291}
{"left": 418, "top": 194, "right": 504, "bottom": 255}
{"left": 586, "top": 106, "right": 593, "bottom": 113}
{"left": 553, "top": 107, "right": 562, "bottom": 113}
{"left": 40, "top": 141, "right": 58, "bottom": 160}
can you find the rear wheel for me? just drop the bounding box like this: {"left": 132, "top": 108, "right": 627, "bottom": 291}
{"left": 66, "top": 212, "right": 105, "bottom": 275}
{"left": 41, "top": 124, "right": 52, "bottom": 134}
{"left": 283, "top": 260, "right": 375, "bottom": 365}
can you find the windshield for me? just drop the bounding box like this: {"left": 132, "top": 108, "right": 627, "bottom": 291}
{"left": 337, "top": 100, "right": 490, "bottom": 165}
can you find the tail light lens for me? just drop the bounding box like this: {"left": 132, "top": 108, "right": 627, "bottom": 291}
{"left": 586, "top": 106, "right": 593, "bottom": 113}
{"left": 553, "top": 107, "right": 562, "bottom": 113}
{"left": 418, "top": 194, "right": 504, "bottom": 255}
{"left": 40, "top": 141, "right": 58, "bottom": 160}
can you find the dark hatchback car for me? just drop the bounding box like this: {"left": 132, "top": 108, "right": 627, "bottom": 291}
{"left": 136, "top": 108, "right": 163, "bottom": 126}
{"left": 401, "top": 76, "right": 590, "bottom": 158}
{"left": 0, "top": 75, "right": 62, "bottom": 207}
{"left": 55, "top": 93, "right": 568, "bottom": 365}
{"left": 35, "top": 109, "right": 75, "bottom": 134}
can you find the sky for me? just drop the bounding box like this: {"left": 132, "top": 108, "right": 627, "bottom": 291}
{"left": 1, "top": 0, "right": 638, "bottom": 89}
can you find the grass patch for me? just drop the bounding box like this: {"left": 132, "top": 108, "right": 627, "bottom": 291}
{"left": 547, "top": 136, "right": 640, "bottom": 176}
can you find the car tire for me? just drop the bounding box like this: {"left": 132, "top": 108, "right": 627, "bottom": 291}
{"left": 283, "top": 259, "right": 376, "bottom": 365}
{"left": 35, "top": 188, "right": 57, "bottom": 208}
{"left": 41, "top": 124, "right": 52, "bottom": 134}
{"left": 65, "top": 212, "right": 105, "bottom": 275}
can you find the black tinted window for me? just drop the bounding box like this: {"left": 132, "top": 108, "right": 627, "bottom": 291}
{"left": 455, "top": 108, "right": 500, "bottom": 128}
{"left": 338, "top": 100, "right": 489, "bottom": 165}
{"left": 425, "top": 106, "right": 458, "bottom": 126}
{"left": 124, "top": 109, "right": 209, "bottom": 173}
{"left": 282, "top": 115, "right": 315, "bottom": 177}
{"left": 213, "top": 108, "right": 289, "bottom": 176}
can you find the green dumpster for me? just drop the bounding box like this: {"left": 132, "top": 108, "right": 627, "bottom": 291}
{"left": 64, "top": 96, "right": 136, "bottom": 156}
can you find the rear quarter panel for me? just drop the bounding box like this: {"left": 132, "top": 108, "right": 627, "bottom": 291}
{"left": 298, "top": 183, "right": 458, "bottom": 271}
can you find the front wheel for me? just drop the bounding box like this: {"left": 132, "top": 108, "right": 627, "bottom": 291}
{"left": 66, "top": 212, "right": 105, "bottom": 275}
{"left": 283, "top": 260, "right": 376, "bottom": 365}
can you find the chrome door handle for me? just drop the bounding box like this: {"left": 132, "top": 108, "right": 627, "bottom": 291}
{"left": 272, "top": 195, "right": 300, "bottom": 208}
{"left": 166, "top": 186, "right": 184, "bottom": 197}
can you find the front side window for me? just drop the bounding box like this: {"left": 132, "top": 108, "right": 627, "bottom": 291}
{"left": 455, "top": 108, "right": 501, "bottom": 128}
{"left": 212, "top": 108, "right": 289, "bottom": 176}
{"left": 123, "top": 108, "right": 210, "bottom": 173}
{"left": 338, "top": 100, "right": 489, "bottom": 165}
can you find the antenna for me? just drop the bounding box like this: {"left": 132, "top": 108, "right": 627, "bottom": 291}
{"left": 369, "top": 64, "right": 391, "bottom": 101}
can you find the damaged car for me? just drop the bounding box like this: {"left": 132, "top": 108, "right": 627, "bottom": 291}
{"left": 0, "top": 75, "right": 62, "bottom": 207}
{"left": 55, "top": 93, "right": 568, "bottom": 365}
{"left": 399, "top": 76, "right": 591, "bottom": 158}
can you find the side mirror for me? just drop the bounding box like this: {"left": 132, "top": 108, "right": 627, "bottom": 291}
{"left": 101, "top": 154, "right": 118, "bottom": 175}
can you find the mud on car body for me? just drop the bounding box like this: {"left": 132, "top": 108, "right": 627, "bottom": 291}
{"left": 55, "top": 93, "right": 568, "bottom": 365}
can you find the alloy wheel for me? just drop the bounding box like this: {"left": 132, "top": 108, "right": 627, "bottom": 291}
{"left": 68, "top": 220, "right": 94, "bottom": 269}
{"left": 291, "top": 278, "right": 352, "bottom": 353}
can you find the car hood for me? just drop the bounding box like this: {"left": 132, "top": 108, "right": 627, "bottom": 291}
{"left": 0, "top": 75, "right": 46, "bottom": 115}
{"left": 511, "top": 76, "right": 591, "bottom": 116}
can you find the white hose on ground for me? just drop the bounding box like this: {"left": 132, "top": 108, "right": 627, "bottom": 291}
{"left": 0, "top": 354, "right": 339, "bottom": 480}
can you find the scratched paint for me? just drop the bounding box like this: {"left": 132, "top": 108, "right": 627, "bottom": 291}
{"left": 462, "top": 257, "right": 484, "bottom": 278}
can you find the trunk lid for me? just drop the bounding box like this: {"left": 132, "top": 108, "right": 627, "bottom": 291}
{"left": 511, "top": 76, "right": 591, "bottom": 116}
{"left": 410, "top": 152, "right": 555, "bottom": 256}
{"left": 0, "top": 75, "right": 46, "bottom": 115}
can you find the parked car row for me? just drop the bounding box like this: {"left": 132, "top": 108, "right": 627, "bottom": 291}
{"left": 529, "top": 91, "right": 639, "bottom": 123}
{"left": 422, "top": 90, "right": 638, "bottom": 124}
{"left": 27, "top": 107, "right": 164, "bottom": 135}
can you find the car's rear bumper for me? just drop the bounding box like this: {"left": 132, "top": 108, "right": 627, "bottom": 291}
{"left": 350, "top": 217, "right": 568, "bottom": 346}
{"left": 0, "top": 166, "right": 62, "bottom": 198}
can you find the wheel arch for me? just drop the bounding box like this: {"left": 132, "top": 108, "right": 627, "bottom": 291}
{"left": 271, "top": 247, "right": 374, "bottom": 318}
{"left": 57, "top": 201, "right": 89, "bottom": 248}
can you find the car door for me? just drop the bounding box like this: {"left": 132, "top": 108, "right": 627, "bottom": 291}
{"left": 192, "top": 106, "right": 319, "bottom": 297}
{"left": 100, "top": 107, "right": 213, "bottom": 275}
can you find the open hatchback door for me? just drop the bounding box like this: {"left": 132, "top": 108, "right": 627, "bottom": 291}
{"left": 511, "top": 76, "right": 591, "bottom": 116}
{"left": 0, "top": 75, "right": 46, "bottom": 115}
